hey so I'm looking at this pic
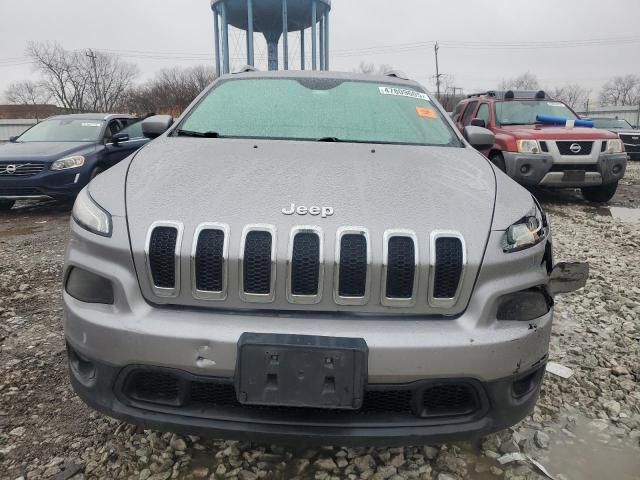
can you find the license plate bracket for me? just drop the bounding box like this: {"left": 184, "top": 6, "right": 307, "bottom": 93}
{"left": 236, "top": 333, "right": 368, "bottom": 410}
{"left": 562, "top": 170, "right": 586, "bottom": 182}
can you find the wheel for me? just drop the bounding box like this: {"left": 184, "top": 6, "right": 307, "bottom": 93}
{"left": 0, "top": 200, "right": 15, "bottom": 211}
{"left": 489, "top": 152, "right": 506, "bottom": 172}
{"left": 581, "top": 182, "right": 618, "bottom": 203}
{"left": 90, "top": 166, "right": 105, "bottom": 180}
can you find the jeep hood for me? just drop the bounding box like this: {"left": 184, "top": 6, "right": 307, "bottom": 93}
{"left": 125, "top": 137, "right": 497, "bottom": 315}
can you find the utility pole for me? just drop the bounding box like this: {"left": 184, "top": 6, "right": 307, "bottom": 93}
{"left": 434, "top": 42, "right": 441, "bottom": 99}
{"left": 86, "top": 49, "right": 100, "bottom": 112}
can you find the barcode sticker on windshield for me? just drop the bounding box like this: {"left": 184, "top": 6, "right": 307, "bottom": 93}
{"left": 81, "top": 122, "right": 102, "bottom": 127}
{"left": 547, "top": 102, "right": 564, "bottom": 107}
{"left": 379, "top": 86, "right": 430, "bottom": 101}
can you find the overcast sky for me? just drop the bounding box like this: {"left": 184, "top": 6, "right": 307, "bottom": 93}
{"left": 1, "top": 0, "right": 639, "bottom": 102}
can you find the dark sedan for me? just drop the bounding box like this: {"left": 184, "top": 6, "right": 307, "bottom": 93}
{"left": 0, "top": 113, "right": 150, "bottom": 210}
{"left": 591, "top": 118, "right": 640, "bottom": 161}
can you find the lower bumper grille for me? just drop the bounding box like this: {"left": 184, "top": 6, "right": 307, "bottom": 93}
{"left": 122, "top": 370, "right": 481, "bottom": 420}
{"left": 0, "top": 187, "right": 42, "bottom": 197}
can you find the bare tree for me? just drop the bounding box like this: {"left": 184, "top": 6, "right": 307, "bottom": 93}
{"left": 599, "top": 75, "right": 640, "bottom": 106}
{"left": 549, "top": 84, "right": 591, "bottom": 110}
{"left": 26, "top": 42, "right": 137, "bottom": 113}
{"left": 5, "top": 80, "right": 51, "bottom": 106}
{"left": 355, "top": 62, "right": 394, "bottom": 75}
{"left": 499, "top": 72, "right": 541, "bottom": 91}
{"left": 125, "top": 66, "right": 216, "bottom": 116}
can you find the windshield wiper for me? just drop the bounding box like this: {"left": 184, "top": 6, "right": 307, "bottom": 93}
{"left": 317, "top": 137, "right": 342, "bottom": 142}
{"left": 175, "top": 129, "right": 221, "bottom": 138}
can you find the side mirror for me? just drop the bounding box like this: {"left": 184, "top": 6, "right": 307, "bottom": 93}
{"left": 463, "top": 125, "right": 495, "bottom": 150}
{"left": 111, "top": 133, "right": 130, "bottom": 145}
{"left": 142, "top": 115, "right": 174, "bottom": 139}
{"left": 9, "top": 136, "right": 18, "bottom": 143}
{"left": 549, "top": 262, "right": 589, "bottom": 296}
{"left": 470, "top": 118, "right": 487, "bottom": 128}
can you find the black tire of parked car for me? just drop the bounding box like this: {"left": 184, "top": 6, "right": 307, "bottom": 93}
{"left": 489, "top": 152, "right": 507, "bottom": 172}
{"left": 0, "top": 200, "right": 15, "bottom": 211}
{"left": 581, "top": 182, "right": 618, "bottom": 203}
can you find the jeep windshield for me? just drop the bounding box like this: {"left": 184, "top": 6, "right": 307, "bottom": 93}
{"left": 177, "top": 78, "right": 462, "bottom": 147}
{"left": 17, "top": 119, "right": 104, "bottom": 142}
{"left": 496, "top": 100, "right": 578, "bottom": 126}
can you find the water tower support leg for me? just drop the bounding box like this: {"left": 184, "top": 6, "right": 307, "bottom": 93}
{"left": 300, "top": 30, "right": 305, "bottom": 70}
{"left": 311, "top": 1, "right": 317, "bottom": 70}
{"left": 319, "top": 14, "right": 325, "bottom": 70}
{"left": 282, "top": 0, "right": 289, "bottom": 70}
{"left": 220, "top": 2, "right": 230, "bottom": 74}
{"left": 212, "top": 8, "right": 221, "bottom": 77}
{"left": 247, "top": 0, "right": 254, "bottom": 66}
{"left": 324, "top": 12, "right": 329, "bottom": 70}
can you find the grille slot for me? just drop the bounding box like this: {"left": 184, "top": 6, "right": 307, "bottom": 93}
{"left": 431, "top": 234, "right": 465, "bottom": 306}
{"left": 194, "top": 227, "right": 226, "bottom": 297}
{"left": 242, "top": 229, "right": 274, "bottom": 298}
{"left": 0, "top": 162, "right": 46, "bottom": 177}
{"left": 386, "top": 237, "right": 416, "bottom": 299}
{"left": 421, "top": 383, "right": 478, "bottom": 417}
{"left": 147, "top": 223, "right": 182, "bottom": 296}
{"left": 556, "top": 141, "right": 593, "bottom": 155}
{"left": 290, "top": 231, "right": 322, "bottom": 299}
{"left": 336, "top": 231, "right": 369, "bottom": 303}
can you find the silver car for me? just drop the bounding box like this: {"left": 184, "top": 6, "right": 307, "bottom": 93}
{"left": 63, "top": 71, "right": 587, "bottom": 445}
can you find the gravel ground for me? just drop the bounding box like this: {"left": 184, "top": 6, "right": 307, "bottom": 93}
{"left": 1, "top": 165, "right": 639, "bottom": 480}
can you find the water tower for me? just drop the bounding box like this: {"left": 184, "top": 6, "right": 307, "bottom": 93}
{"left": 210, "top": 0, "right": 331, "bottom": 75}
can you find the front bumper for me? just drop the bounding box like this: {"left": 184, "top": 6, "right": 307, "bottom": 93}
{"left": 0, "top": 167, "right": 89, "bottom": 200}
{"left": 68, "top": 345, "right": 546, "bottom": 446}
{"left": 63, "top": 217, "right": 554, "bottom": 443}
{"left": 503, "top": 151, "right": 627, "bottom": 187}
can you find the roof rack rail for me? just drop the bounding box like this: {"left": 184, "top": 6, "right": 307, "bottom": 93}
{"left": 468, "top": 90, "right": 548, "bottom": 100}
{"left": 384, "top": 70, "right": 409, "bottom": 80}
{"left": 233, "top": 65, "right": 260, "bottom": 74}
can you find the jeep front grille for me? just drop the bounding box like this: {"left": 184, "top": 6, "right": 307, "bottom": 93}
{"left": 0, "top": 162, "right": 45, "bottom": 177}
{"left": 145, "top": 225, "right": 467, "bottom": 309}
{"left": 556, "top": 141, "right": 593, "bottom": 156}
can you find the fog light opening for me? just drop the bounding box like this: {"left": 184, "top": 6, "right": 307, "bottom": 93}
{"left": 520, "top": 164, "right": 531, "bottom": 175}
{"left": 68, "top": 345, "right": 97, "bottom": 385}
{"left": 612, "top": 164, "right": 622, "bottom": 174}
{"left": 512, "top": 367, "right": 544, "bottom": 398}
{"left": 496, "top": 287, "right": 552, "bottom": 321}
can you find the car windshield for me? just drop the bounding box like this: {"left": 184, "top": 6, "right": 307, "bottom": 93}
{"left": 178, "top": 78, "right": 462, "bottom": 147}
{"left": 17, "top": 119, "right": 104, "bottom": 142}
{"left": 495, "top": 100, "right": 578, "bottom": 126}
{"left": 592, "top": 118, "right": 634, "bottom": 130}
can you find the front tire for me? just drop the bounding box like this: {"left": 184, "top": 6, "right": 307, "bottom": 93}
{"left": 0, "top": 200, "right": 15, "bottom": 211}
{"left": 581, "top": 182, "right": 618, "bottom": 203}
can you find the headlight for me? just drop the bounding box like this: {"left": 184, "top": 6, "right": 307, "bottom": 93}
{"left": 72, "top": 188, "right": 112, "bottom": 237}
{"left": 503, "top": 198, "right": 548, "bottom": 253}
{"left": 51, "top": 155, "right": 85, "bottom": 170}
{"left": 605, "top": 139, "right": 624, "bottom": 154}
{"left": 516, "top": 140, "right": 541, "bottom": 154}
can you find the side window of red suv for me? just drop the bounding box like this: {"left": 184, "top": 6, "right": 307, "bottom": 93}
{"left": 461, "top": 101, "right": 478, "bottom": 126}
{"left": 475, "top": 104, "right": 491, "bottom": 128}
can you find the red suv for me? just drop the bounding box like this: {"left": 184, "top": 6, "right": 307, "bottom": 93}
{"left": 453, "top": 90, "right": 628, "bottom": 202}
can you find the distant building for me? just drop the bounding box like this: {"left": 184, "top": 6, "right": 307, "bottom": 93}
{"left": 0, "top": 104, "right": 62, "bottom": 120}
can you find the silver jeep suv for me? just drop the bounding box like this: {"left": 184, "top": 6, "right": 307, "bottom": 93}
{"left": 63, "top": 71, "right": 586, "bottom": 445}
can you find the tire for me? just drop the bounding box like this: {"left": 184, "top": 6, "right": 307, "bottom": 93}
{"left": 90, "top": 166, "right": 105, "bottom": 180}
{"left": 489, "top": 152, "right": 506, "bottom": 172}
{"left": 581, "top": 182, "right": 618, "bottom": 203}
{"left": 0, "top": 200, "right": 15, "bottom": 211}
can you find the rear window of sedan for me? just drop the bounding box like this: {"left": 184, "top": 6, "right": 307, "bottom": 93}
{"left": 178, "top": 78, "right": 462, "bottom": 147}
